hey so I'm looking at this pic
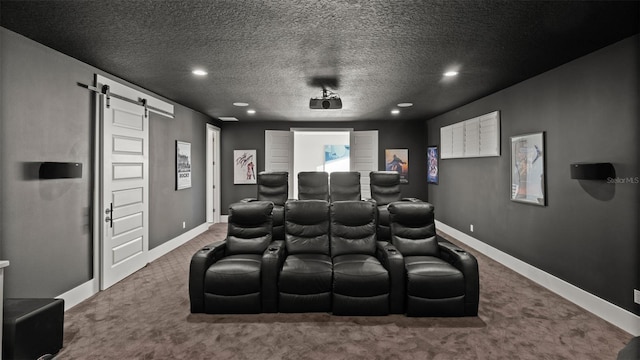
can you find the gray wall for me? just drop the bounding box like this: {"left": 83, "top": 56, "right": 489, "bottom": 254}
{"left": 219, "top": 120, "right": 429, "bottom": 212}
{"left": 426, "top": 35, "right": 639, "bottom": 315}
{"left": 148, "top": 105, "right": 211, "bottom": 248}
{"left": 0, "top": 28, "right": 214, "bottom": 297}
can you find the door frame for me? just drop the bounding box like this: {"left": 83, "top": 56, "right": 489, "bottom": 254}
{"left": 206, "top": 124, "right": 221, "bottom": 223}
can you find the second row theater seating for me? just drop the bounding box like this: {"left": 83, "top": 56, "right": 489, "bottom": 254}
{"left": 244, "top": 170, "right": 414, "bottom": 242}
{"left": 189, "top": 199, "right": 479, "bottom": 317}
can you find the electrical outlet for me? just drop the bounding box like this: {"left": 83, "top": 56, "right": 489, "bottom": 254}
{"left": 182, "top": 221, "right": 186, "bottom": 229}
{"left": 634, "top": 289, "right": 640, "bottom": 305}
{"left": 470, "top": 224, "right": 474, "bottom": 232}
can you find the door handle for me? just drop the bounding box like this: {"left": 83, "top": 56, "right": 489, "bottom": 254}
{"left": 105, "top": 203, "right": 113, "bottom": 228}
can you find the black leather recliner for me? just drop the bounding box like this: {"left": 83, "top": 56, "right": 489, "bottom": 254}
{"left": 329, "top": 171, "right": 361, "bottom": 202}
{"left": 278, "top": 200, "right": 333, "bottom": 312}
{"left": 244, "top": 171, "right": 288, "bottom": 240}
{"left": 330, "top": 200, "right": 403, "bottom": 315}
{"left": 389, "top": 201, "right": 479, "bottom": 316}
{"left": 189, "top": 201, "right": 282, "bottom": 314}
{"left": 298, "top": 171, "right": 329, "bottom": 201}
{"left": 369, "top": 171, "right": 403, "bottom": 242}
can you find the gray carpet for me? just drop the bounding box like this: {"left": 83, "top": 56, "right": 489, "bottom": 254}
{"left": 57, "top": 223, "right": 632, "bottom": 359}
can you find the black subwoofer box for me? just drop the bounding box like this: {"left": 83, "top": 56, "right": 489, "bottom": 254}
{"left": 3, "top": 298, "right": 64, "bottom": 360}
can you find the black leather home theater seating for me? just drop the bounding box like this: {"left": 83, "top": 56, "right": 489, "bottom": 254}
{"left": 189, "top": 171, "right": 480, "bottom": 317}
{"left": 389, "top": 201, "right": 479, "bottom": 316}
{"left": 189, "top": 201, "right": 281, "bottom": 314}
{"left": 279, "top": 199, "right": 332, "bottom": 312}
{"left": 242, "top": 171, "right": 289, "bottom": 241}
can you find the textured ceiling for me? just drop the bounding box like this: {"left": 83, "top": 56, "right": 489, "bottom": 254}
{"left": 1, "top": 1, "right": 638, "bottom": 122}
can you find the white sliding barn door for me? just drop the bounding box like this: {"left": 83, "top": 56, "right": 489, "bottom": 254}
{"left": 95, "top": 75, "right": 173, "bottom": 291}
{"left": 350, "top": 130, "right": 379, "bottom": 199}
{"left": 264, "top": 130, "right": 293, "bottom": 198}
{"left": 100, "top": 96, "right": 149, "bottom": 290}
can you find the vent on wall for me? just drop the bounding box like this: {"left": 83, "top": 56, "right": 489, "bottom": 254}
{"left": 570, "top": 163, "right": 614, "bottom": 180}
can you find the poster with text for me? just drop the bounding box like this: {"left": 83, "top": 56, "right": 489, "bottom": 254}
{"left": 176, "top": 141, "right": 192, "bottom": 190}
{"left": 234, "top": 150, "right": 257, "bottom": 184}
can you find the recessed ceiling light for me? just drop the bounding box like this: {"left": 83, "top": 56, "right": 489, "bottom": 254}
{"left": 391, "top": 109, "right": 400, "bottom": 115}
{"left": 233, "top": 102, "right": 249, "bottom": 107}
{"left": 192, "top": 69, "right": 208, "bottom": 76}
{"left": 247, "top": 109, "right": 256, "bottom": 115}
{"left": 397, "top": 103, "right": 413, "bottom": 108}
{"left": 444, "top": 71, "right": 459, "bottom": 77}
{"left": 219, "top": 116, "right": 239, "bottom": 121}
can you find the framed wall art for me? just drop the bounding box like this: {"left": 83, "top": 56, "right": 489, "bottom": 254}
{"left": 234, "top": 149, "right": 257, "bottom": 184}
{"left": 176, "top": 140, "right": 192, "bottom": 190}
{"left": 385, "top": 148, "right": 408, "bottom": 183}
{"left": 511, "top": 132, "right": 545, "bottom": 206}
{"left": 427, "top": 146, "right": 439, "bottom": 184}
{"left": 324, "top": 144, "right": 350, "bottom": 172}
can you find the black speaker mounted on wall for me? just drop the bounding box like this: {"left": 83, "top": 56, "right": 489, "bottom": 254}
{"left": 39, "top": 162, "right": 82, "bottom": 179}
{"left": 570, "top": 162, "right": 614, "bottom": 180}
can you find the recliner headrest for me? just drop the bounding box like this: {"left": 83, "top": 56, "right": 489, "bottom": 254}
{"left": 369, "top": 171, "right": 401, "bottom": 205}
{"left": 330, "top": 200, "right": 375, "bottom": 227}
{"left": 298, "top": 171, "right": 329, "bottom": 201}
{"left": 257, "top": 172, "right": 288, "bottom": 205}
{"left": 330, "top": 172, "right": 361, "bottom": 201}
{"left": 370, "top": 171, "right": 400, "bottom": 186}
{"left": 228, "top": 201, "right": 274, "bottom": 226}
{"left": 388, "top": 201, "right": 435, "bottom": 226}
{"left": 285, "top": 199, "right": 330, "bottom": 225}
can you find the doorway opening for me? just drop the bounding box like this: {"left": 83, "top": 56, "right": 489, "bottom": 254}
{"left": 206, "top": 124, "right": 221, "bottom": 223}
{"left": 292, "top": 130, "right": 350, "bottom": 199}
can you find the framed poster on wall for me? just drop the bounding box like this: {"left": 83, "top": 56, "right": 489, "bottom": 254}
{"left": 385, "top": 148, "right": 408, "bottom": 184}
{"left": 511, "top": 132, "right": 545, "bottom": 206}
{"left": 176, "top": 141, "right": 192, "bottom": 190}
{"left": 234, "top": 149, "right": 257, "bottom": 184}
{"left": 427, "top": 146, "right": 439, "bottom": 184}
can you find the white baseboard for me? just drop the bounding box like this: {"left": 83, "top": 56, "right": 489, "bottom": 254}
{"left": 148, "top": 222, "right": 210, "bottom": 262}
{"left": 59, "top": 222, "right": 210, "bottom": 311}
{"left": 57, "top": 279, "right": 99, "bottom": 311}
{"left": 436, "top": 220, "right": 640, "bottom": 336}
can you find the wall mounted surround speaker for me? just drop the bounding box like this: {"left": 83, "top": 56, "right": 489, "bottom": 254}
{"left": 570, "top": 162, "right": 614, "bottom": 180}
{"left": 39, "top": 162, "right": 82, "bottom": 179}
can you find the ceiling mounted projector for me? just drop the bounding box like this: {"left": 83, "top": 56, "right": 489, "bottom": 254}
{"left": 310, "top": 89, "right": 342, "bottom": 109}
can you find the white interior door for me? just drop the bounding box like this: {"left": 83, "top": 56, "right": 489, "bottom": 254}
{"left": 100, "top": 96, "right": 149, "bottom": 290}
{"left": 350, "top": 130, "right": 379, "bottom": 199}
{"left": 265, "top": 130, "right": 293, "bottom": 198}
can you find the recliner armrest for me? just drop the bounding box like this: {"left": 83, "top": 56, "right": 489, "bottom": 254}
{"left": 437, "top": 238, "right": 479, "bottom": 316}
{"left": 261, "top": 240, "right": 286, "bottom": 313}
{"left": 240, "top": 197, "right": 257, "bottom": 203}
{"left": 401, "top": 197, "right": 423, "bottom": 202}
{"left": 189, "top": 241, "right": 227, "bottom": 313}
{"left": 376, "top": 241, "right": 405, "bottom": 314}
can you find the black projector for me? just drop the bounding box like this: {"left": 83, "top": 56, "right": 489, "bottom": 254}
{"left": 310, "top": 98, "right": 342, "bottom": 109}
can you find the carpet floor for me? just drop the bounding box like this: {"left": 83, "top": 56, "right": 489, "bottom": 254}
{"left": 56, "top": 223, "right": 632, "bottom": 359}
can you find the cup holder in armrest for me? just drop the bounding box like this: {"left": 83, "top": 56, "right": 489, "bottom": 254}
{"left": 386, "top": 248, "right": 398, "bottom": 254}
{"left": 454, "top": 249, "right": 466, "bottom": 254}
{"left": 268, "top": 247, "right": 279, "bottom": 252}
{"left": 200, "top": 247, "right": 211, "bottom": 252}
